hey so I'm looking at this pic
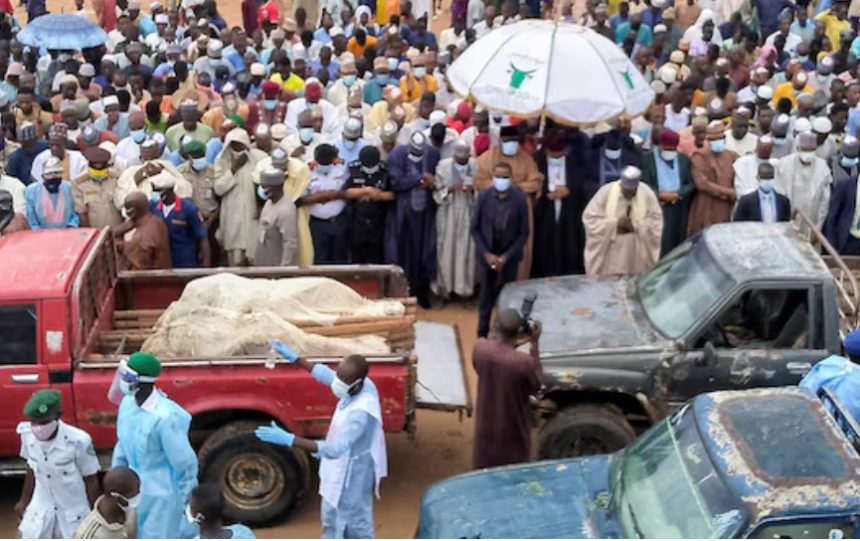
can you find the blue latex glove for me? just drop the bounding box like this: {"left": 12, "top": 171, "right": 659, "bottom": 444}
{"left": 255, "top": 421, "right": 296, "bottom": 447}
{"left": 269, "top": 339, "right": 299, "bottom": 362}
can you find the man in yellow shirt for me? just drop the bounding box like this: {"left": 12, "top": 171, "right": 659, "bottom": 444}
{"left": 772, "top": 71, "right": 814, "bottom": 110}
{"left": 270, "top": 55, "right": 305, "bottom": 94}
{"left": 816, "top": 2, "right": 850, "bottom": 54}
{"left": 399, "top": 54, "right": 439, "bottom": 103}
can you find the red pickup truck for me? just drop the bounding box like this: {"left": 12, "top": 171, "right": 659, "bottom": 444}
{"left": 0, "top": 228, "right": 470, "bottom": 525}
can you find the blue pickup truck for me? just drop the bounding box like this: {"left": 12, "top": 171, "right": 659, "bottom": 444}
{"left": 417, "top": 387, "right": 860, "bottom": 538}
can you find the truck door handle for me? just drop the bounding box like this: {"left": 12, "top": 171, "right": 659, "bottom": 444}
{"left": 11, "top": 374, "right": 40, "bottom": 384}
{"left": 787, "top": 362, "right": 812, "bottom": 375}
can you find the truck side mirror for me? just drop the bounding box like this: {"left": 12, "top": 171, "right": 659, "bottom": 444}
{"left": 698, "top": 341, "right": 717, "bottom": 367}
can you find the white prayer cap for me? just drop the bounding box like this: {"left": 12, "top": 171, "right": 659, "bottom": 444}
{"left": 150, "top": 172, "right": 176, "bottom": 190}
{"left": 103, "top": 95, "right": 119, "bottom": 108}
{"left": 429, "top": 109, "right": 446, "bottom": 127}
{"left": 794, "top": 117, "right": 812, "bottom": 134}
{"left": 659, "top": 65, "right": 677, "bottom": 85}
{"left": 812, "top": 116, "right": 833, "bottom": 134}
{"left": 620, "top": 166, "right": 642, "bottom": 188}
{"left": 271, "top": 123, "right": 288, "bottom": 141}
{"left": 756, "top": 85, "right": 774, "bottom": 100}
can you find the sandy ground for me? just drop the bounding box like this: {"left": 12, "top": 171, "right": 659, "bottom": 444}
{"left": 0, "top": 2, "right": 465, "bottom": 537}
{"left": 0, "top": 304, "right": 479, "bottom": 539}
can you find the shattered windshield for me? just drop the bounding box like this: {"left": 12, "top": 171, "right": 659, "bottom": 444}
{"left": 612, "top": 406, "right": 746, "bottom": 539}
{"left": 637, "top": 241, "right": 736, "bottom": 339}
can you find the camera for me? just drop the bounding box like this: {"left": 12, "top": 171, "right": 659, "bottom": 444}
{"left": 520, "top": 292, "right": 538, "bottom": 336}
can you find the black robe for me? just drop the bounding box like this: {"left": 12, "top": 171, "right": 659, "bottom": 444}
{"left": 532, "top": 132, "right": 596, "bottom": 277}
{"left": 641, "top": 149, "right": 696, "bottom": 256}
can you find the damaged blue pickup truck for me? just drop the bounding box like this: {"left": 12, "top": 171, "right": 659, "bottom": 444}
{"left": 418, "top": 387, "right": 860, "bottom": 539}
{"left": 497, "top": 216, "right": 860, "bottom": 459}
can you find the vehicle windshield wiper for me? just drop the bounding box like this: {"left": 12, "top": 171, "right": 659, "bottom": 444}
{"left": 614, "top": 456, "right": 645, "bottom": 539}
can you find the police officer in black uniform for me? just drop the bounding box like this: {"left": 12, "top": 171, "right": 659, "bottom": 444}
{"left": 344, "top": 145, "right": 395, "bottom": 263}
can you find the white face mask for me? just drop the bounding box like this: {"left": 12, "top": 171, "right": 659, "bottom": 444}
{"left": 185, "top": 504, "right": 203, "bottom": 524}
{"left": 112, "top": 492, "right": 141, "bottom": 512}
{"left": 604, "top": 147, "right": 622, "bottom": 160}
{"left": 799, "top": 150, "right": 815, "bottom": 164}
{"left": 31, "top": 420, "right": 58, "bottom": 441}
{"left": 299, "top": 127, "right": 314, "bottom": 144}
{"left": 660, "top": 150, "right": 677, "bottom": 162}
{"left": 330, "top": 376, "right": 358, "bottom": 399}
{"left": 501, "top": 140, "right": 518, "bottom": 156}
{"left": 454, "top": 162, "right": 469, "bottom": 173}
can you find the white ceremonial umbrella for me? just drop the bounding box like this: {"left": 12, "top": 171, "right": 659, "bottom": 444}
{"left": 446, "top": 20, "right": 655, "bottom": 124}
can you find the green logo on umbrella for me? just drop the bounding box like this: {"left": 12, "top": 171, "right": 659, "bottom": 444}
{"left": 620, "top": 69, "right": 634, "bottom": 90}
{"left": 509, "top": 63, "right": 536, "bottom": 89}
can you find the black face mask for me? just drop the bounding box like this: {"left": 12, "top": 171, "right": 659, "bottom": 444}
{"left": 44, "top": 179, "right": 61, "bottom": 193}
{"left": 0, "top": 203, "right": 12, "bottom": 231}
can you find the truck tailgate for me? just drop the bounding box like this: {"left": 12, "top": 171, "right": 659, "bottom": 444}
{"left": 414, "top": 321, "right": 472, "bottom": 416}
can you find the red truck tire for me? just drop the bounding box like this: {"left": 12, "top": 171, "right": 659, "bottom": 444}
{"left": 197, "top": 421, "right": 311, "bottom": 526}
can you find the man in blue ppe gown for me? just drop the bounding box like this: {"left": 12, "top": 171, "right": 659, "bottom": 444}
{"left": 112, "top": 352, "right": 199, "bottom": 539}
{"left": 256, "top": 343, "right": 388, "bottom": 539}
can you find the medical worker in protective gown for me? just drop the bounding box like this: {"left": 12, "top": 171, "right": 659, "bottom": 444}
{"left": 256, "top": 342, "right": 388, "bottom": 539}
{"left": 112, "top": 352, "right": 199, "bottom": 538}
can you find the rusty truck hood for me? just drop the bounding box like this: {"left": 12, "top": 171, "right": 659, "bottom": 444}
{"left": 498, "top": 275, "right": 668, "bottom": 356}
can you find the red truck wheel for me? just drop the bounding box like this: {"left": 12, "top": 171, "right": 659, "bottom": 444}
{"left": 198, "top": 421, "right": 311, "bottom": 526}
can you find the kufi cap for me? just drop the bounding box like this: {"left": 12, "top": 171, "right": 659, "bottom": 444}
{"left": 340, "top": 59, "right": 357, "bottom": 73}
{"left": 343, "top": 117, "right": 363, "bottom": 138}
{"left": 652, "top": 0, "right": 666, "bottom": 7}
{"left": 429, "top": 109, "right": 446, "bottom": 127}
{"left": 844, "top": 329, "right": 860, "bottom": 357}
{"left": 650, "top": 80, "right": 667, "bottom": 94}
{"left": 127, "top": 0, "right": 140, "bottom": 8}
{"left": 149, "top": 1, "right": 161, "bottom": 10}
{"left": 140, "top": 137, "right": 160, "bottom": 152}
{"left": 17, "top": 122, "right": 36, "bottom": 141}
{"left": 409, "top": 131, "right": 427, "bottom": 152}
{"left": 126, "top": 352, "right": 161, "bottom": 380}
{"left": 756, "top": 85, "right": 774, "bottom": 100}
{"left": 254, "top": 123, "right": 270, "bottom": 138}
{"left": 250, "top": 63, "right": 266, "bottom": 76}
{"left": 794, "top": 71, "right": 808, "bottom": 85}
{"left": 305, "top": 81, "right": 322, "bottom": 102}
{"left": 6, "top": 62, "right": 23, "bottom": 77}
{"left": 797, "top": 130, "right": 817, "bottom": 150}
{"left": 813, "top": 116, "right": 833, "bottom": 134}
{"left": 373, "top": 57, "right": 389, "bottom": 71}
{"left": 659, "top": 129, "right": 680, "bottom": 147}
{"left": 151, "top": 172, "right": 176, "bottom": 190}
{"left": 453, "top": 141, "right": 471, "bottom": 159}
{"left": 167, "top": 44, "right": 183, "bottom": 56}
{"left": 78, "top": 63, "right": 95, "bottom": 77}
{"left": 659, "top": 65, "right": 678, "bottom": 84}
{"left": 60, "top": 73, "right": 78, "bottom": 87}
{"left": 271, "top": 28, "right": 286, "bottom": 40}
{"left": 271, "top": 123, "right": 288, "bottom": 141}
{"left": 49, "top": 122, "right": 68, "bottom": 139}
{"left": 207, "top": 39, "right": 224, "bottom": 58}
{"left": 23, "top": 390, "right": 61, "bottom": 420}
{"left": 43, "top": 157, "right": 64, "bottom": 179}
{"left": 772, "top": 114, "right": 791, "bottom": 137}
{"left": 260, "top": 168, "right": 286, "bottom": 186}
{"left": 82, "top": 125, "right": 101, "bottom": 145}
{"left": 171, "top": 88, "right": 209, "bottom": 111}
{"left": 619, "top": 166, "right": 641, "bottom": 188}
{"left": 103, "top": 95, "right": 119, "bottom": 108}
{"left": 381, "top": 120, "right": 398, "bottom": 142}
{"left": 794, "top": 117, "right": 812, "bottom": 133}
{"left": 221, "top": 81, "right": 237, "bottom": 94}
{"left": 669, "top": 50, "right": 685, "bottom": 64}
{"left": 653, "top": 23, "right": 667, "bottom": 34}
{"left": 843, "top": 136, "right": 860, "bottom": 158}
{"left": 155, "top": 13, "right": 169, "bottom": 24}
{"left": 198, "top": 18, "right": 209, "bottom": 28}
{"left": 271, "top": 147, "right": 289, "bottom": 167}
{"left": 101, "top": 54, "right": 117, "bottom": 65}
{"left": 182, "top": 140, "right": 206, "bottom": 155}
{"left": 706, "top": 120, "right": 726, "bottom": 140}
{"left": 261, "top": 80, "right": 281, "bottom": 97}
{"left": 84, "top": 146, "right": 111, "bottom": 163}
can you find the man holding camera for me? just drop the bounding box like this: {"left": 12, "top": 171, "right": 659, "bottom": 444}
{"left": 472, "top": 309, "right": 542, "bottom": 470}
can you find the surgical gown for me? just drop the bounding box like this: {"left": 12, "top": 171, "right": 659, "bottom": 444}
{"left": 312, "top": 365, "right": 386, "bottom": 539}
{"left": 112, "top": 390, "right": 199, "bottom": 539}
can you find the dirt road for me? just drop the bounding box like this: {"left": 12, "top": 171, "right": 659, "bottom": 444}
{"left": 0, "top": 304, "right": 479, "bottom": 539}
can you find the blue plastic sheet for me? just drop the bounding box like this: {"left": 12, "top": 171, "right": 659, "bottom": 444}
{"left": 799, "top": 355, "right": 860, "bottom": 425}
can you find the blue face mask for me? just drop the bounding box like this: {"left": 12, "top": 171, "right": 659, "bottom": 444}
{"left": 256, "top": 185, "right": 268, "bottom": 200}
{"left": 408, "top": 152, "right": 423, "bottom": 162}
{"left": 547, "top": 156, "right": 564, "bottom": 166}
{"left": 758, "top": 179, "right": 774, "bottom": 193}
{"left": 376, "top": 73, "right": 390, "bottom": 85}
{"left": 387, "top": 57, "right": 399, "bottom": 71}
{"left": 263, "top": 99, "right": 278, "bottom": 110}
{"left": 710, "top": 139, "right": 726, "bottom": 153}
{"left": 799, "top": 55, "right": 809, "bottom": 63}
{"left": 413, "top": 66, "right": 426, "bottom": 78}
{"left": 299, "top": 127, "right": 314, "bottom": 143}
{"left": 842, "top": 156, "right": 859, "bottom": 168}
{"left": 343, "top": 74, "right": 356, "bottom": 87}
{"left": 130, "top": 129, "right": 146, "bottom": 144}
{"left": 192, "top": 157, "right": 208, "bottom": 171}
{"left": 150, "top": 190, "right": 161, "bottom": 203}
{"left": 493, "top": 176, "right": 511, "bottom": 192}
{"left": 316, "top": 164, "right": 332, "bottom": 174}
{"left": 343, "top": 138, "right": 357, "bottom": 149}
{"left": 501, "top": 140, "right": 518, "bottom": 156}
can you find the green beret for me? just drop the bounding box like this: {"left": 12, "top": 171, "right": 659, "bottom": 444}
{"left": 227, "top": 113, "right": 246, "bottom": 128}
{"left": 128, "top": 352, "right": 162, "bottom": 380}
{"left": 23, "top": 389, "right": 61, "bottom": 420}
{"left": 182, "top": 140, "right": 206, "bottom": 156}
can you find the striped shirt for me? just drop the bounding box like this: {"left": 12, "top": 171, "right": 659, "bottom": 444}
{"left": 73, "top": 497, "right": 136, "bottom": 539}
